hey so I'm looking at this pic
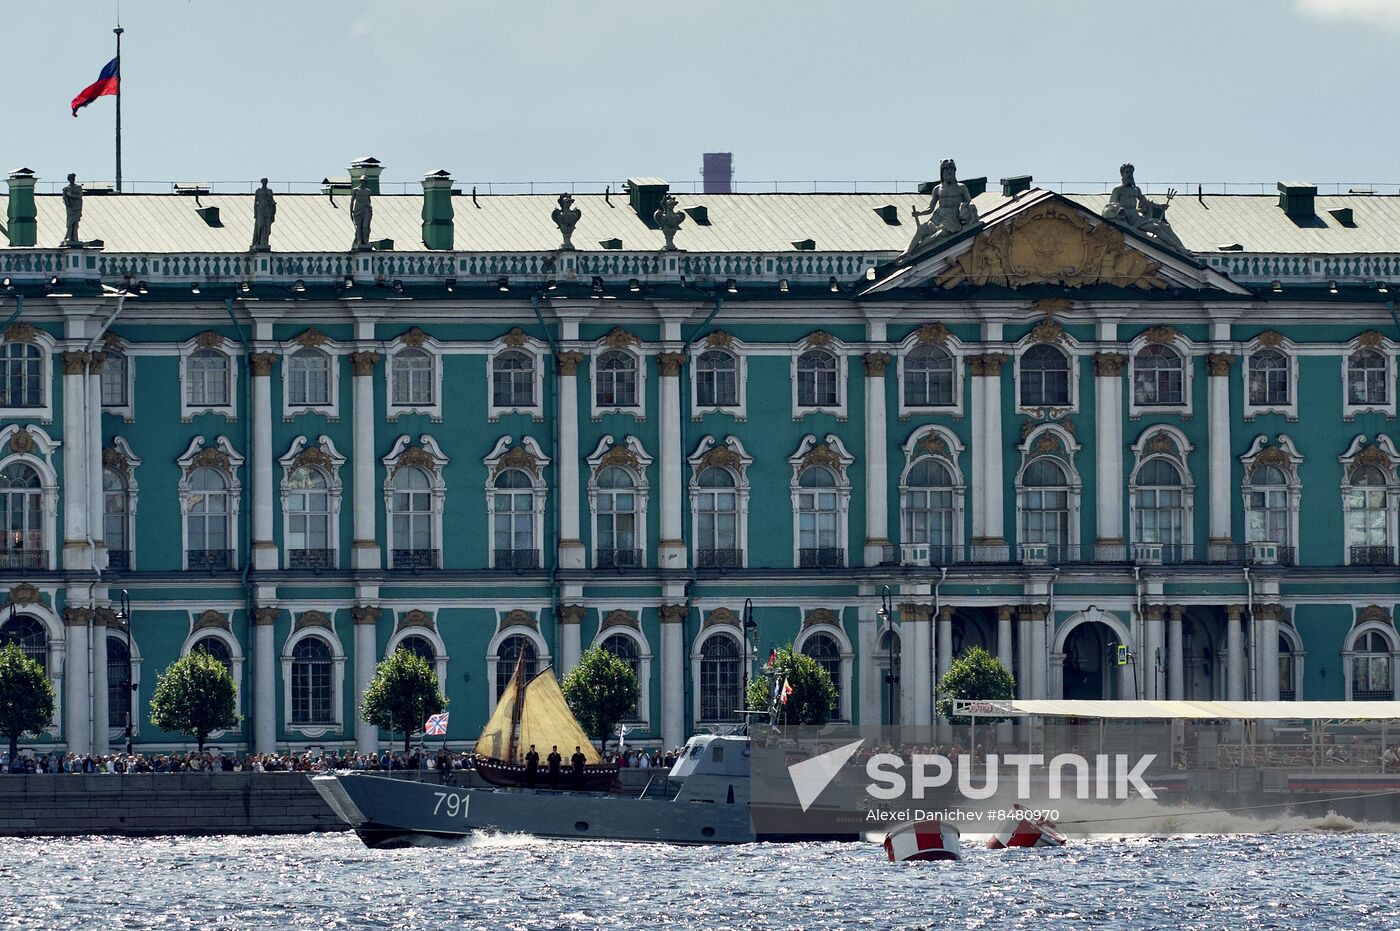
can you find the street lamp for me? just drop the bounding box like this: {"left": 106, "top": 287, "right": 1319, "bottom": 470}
{"left": 741, "top": 598, "right": 758, "bottom": 709}
{"left": 115, "top": 589, "right": 133, "bottom": 757}
{"left": 878, "top": 585, "right": 896, "bottom": 725}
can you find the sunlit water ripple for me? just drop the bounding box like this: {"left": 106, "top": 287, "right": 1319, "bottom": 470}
{"left": 1, "top": 830, "right": 1397, "bottom": 930}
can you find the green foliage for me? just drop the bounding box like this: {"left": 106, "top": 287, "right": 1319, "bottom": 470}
{"left": 361, "top": 648, "right": 447, "bottom": 752}
{"left": 149, "top": 649, "right": 239, "bottom": 753}
{"left": 561, "top": 646, "right": 639, "bottom": 748}
{"left": 0, "top": 641, "right": 55, "bottom": 764}
{"left": 746, "top": 645, "right": 838, "bottom": 726}
{"left": 935, "top": 646, "right": 1015, "bottom": 724}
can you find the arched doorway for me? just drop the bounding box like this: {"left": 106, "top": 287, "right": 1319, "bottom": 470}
{"left": 1055, "top": 612, "right": 1131, "bottom": 700}
{"left": 877, "top": 628, "right": 902, "bottom": 725}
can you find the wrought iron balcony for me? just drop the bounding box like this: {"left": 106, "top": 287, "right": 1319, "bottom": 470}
{"left": 494, "top": 548, "right": 540, "bottom": 570}
{"left": 106, "top": 549, "right": 131, "bottom": 572}
{"left": 1350, "top": 545, "right": 1396, "bottom": 566}
{"left": 289, "top": 548, "right": 335, "bottom": 570}
{"left": 697, "top": 548, "right": 742, "bottom": 569}
{"left": 187, "top": 549, "right": 233, "bottom": 571}
{"left": 0, "top": 550, "right": 47, "bottom": 570}
{"left": 799, "top": 547, "right": 845, "bottom": 569}
{"left": 1352, "top": 689, "right": 1396, "bottom": 701}
{"left": 391, "top": 548, "right": 438, "bottom": 570}
{"left": 596, "top": 548, "right": 642, "bottom": 570}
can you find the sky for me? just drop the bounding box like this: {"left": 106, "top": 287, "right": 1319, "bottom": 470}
{"left": 6, "top": 0, "right": 1400, "bottom": 193}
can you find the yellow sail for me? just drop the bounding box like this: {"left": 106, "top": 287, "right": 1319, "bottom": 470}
{"left": 475, "top": 666, "right": 521, "bottom": 761}
{"left": 473, "top": 663, "right": 604, "bottom": 766}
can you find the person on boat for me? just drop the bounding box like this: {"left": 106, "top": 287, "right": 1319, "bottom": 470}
{"left": 547, "top": 746, "right": 562, "bottom": 789}
{"left": 525, "top": 745, "right": 540, "bottom": 788}
{"left": 571, "top": 746, "right": 586, "bottom": 788}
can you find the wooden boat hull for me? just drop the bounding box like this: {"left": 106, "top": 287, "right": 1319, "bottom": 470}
{"left": 474, "top": 755, "right": 619, "bottom": 792}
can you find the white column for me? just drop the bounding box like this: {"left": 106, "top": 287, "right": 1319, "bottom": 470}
{"left": 1207, "top": 354, "right": 1234, "bottom": 555}
{"left": 353, "top": 607, "right": 379, "bottom": 754}
{"left": 1094, "top": 353, "right": 1126, "bottom": 556}
{"left": 659, "top": 605, "right": 686, "bottom": 749}
{"left": 87, "top": 358, "right": 105, "bottom": 566}
{"left": 997, "top": 606, "right": 1014, "bottom": 681}
{"left": 1226, "top": 605, "right": 1245, "bottom": 702}
{"left": 857, "top": 606, "right": 879, "bottom": 726}
{"left": 249, "top": 353, "right": 277, "bottom": 571}
{"left": 558, "top": 605, "right": 583, "bottom": 677}
{"left": 971, "top": 354, "right": 1008, "bottom": 553}
{"left": 350, "top": 352, "right": 381, "bottom": 570}
{"left": 1145, "top": 605, "right": 1165, "bottom": 699}
{"left": 557, "top": 352, "right": 585, "bottom": 570}
{"left": 909, "top": 606, "right": 932, "bottom": 726}
{"left": 1017, "top": 609, "right": 1034, "bottom": 699}
{"left": 91, "top": 613, "right": 109, "bottom": 755}
{"left": 253, "top": 608, "right": 278, "bottom": 755}
{"left": 60, "top": 351, "right": 90, "bottom": 571}
{"left": 657, "top": 353, "right": 686, "bottom": 569}
{"left": 1260, "top": 606, "right": 1281, "bottom": 701}
{"left": 1030, "top": 607, "right": 1048, "bottom": 699}
{"left": 63, "top": 608, "right": 91, "bottom": 754}
{"left": 936, "top": 606, "right": 953, "bottom": 683}
{"left": 1167, "top": 605, "right": 1184, "bottom": 700}
{"left": 863, "top": 353, "right": 891, "bottom": 566}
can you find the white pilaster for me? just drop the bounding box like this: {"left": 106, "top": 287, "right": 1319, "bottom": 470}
{"left": 997, "top": 606, "right": 1014, "bottom": 684}
{"left": 1207, "top": 355, "right": 1234, "bottom": 551}
{"left": 936, "top": 606, "right": 953, "bottom": 683}
{"left": 350, "top": 353, "right": 381, "bottom": 570}
{"left": 1167, "top": 605, "right": 1184, "bottom": 700}
{"left": 86, "top": 362, "right": 104, "bottom": 567}
{"left": 1017, "top": 610, "right": 1034, "bottom": 699}
{"left": 90, "top": 613, "right": 109, "bottom": 755}
{"left": 863, "top": 352, "right": 891, "bottom": 565}
{"left": 557, "top": 352, "right": 585, "bottom": 570}
{"left": 660, "top": 606, "right": 685, "bottom": 748}
{"left": 63, "top": 609, "right": 91, "bottom": 754}
{"left": 250, "top": 353, "right": 277, "bottom": 570}
{"left": 1094, "top": 353, "right": 1126, "bottom": 554}
{"left": 1226, "top": 605, "right": 1245, "bottom": 702}
{"left": 907, "top": 606, "right": 931, "bottom": 725}
{"left": 657, "top": 353, "right": 686, "bottom": 569}
{"left": 1030, "top": 608, "right": 1048, "bottom": 699}
{"left": 971, "top": 354, "right": 1008, "bottom": 549}
{"left": 1261, "top": 607, "right": 1281, "bottom": 702}
{"left": 353, "top": 607, "right": 379, "bottom": 754}
{"left": 253, "top": 609, "right": 277, "bottom": 755}
{"left": 1145, "top": 605, "right": 1165, "bottom": 699}
{"left": 60, "top": 352, "right": 90, "bottom": 571}
{"left": 559, "top": 606, "right": 583, "bottom": 677}
{"left": 857, "top": 604, "right": 879, "bottom": 727}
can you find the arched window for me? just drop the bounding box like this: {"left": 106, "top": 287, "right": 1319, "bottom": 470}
{"left": 103, "top": 467, "right": 130, "bottom": 569}
{"left": 391, "top": 348, "right": 434, "bottom": 406}
{"left": 0, "top": 462, "right": 44, "bottom": 569}
{"left": 695, "top": 467, "right": 739, "bottom": 568}
{"left": 107, "top": 637, "right": 131, "bottom": 729}
{"left": 492, "top": 469, "right": 536, "bottom": 568}
{"left": 699, "top": 634, "right": 742, "bottom": 722}
{"left": 191, "top": 635, "right": 232, "bottom": 670}
{"left": 596, "top": 350, "right": 638, "bottom": 408}
{"left": 287, "top": 348, "right": 331, "bottom": 407}
{"left": 1133, "top": 345, "right": 1184, "bottom": 406}
{"left": 601, "top": 634, "right": 642, "bottom": 720}
{"left": 186, "top": 466, "right": 231, "bottom": 569}
{"left": 290, "top": 637, "right": 334, "bottom": 725}
{"left": 596, "top": 467, "right": 640, "bottom": 568}
{"left": 187, "top": 348, "right": 230, "bottom": 407}
{"left": 1134, "top": 458, "right": 1186, "bottom": 556}
{"left": 1278, "top": 635, "right": 1297, "bottom": 702}
{"left": 904, "top": 344, "right": 955, "bottom": 407}
{"left": 397, "top": 634, "right": 435, "bottom": 665}
{"left": 1344, "top": 464, "right": 1390, "bottom": 565}
{"left": 390, "top": 467, "right": 435, "bottom": 569}
{"left": 801, "top": 632, "right": 842, "bottom": 716}
{"left": 796, "top": 349, "right": 838, "bottom": 407}
{"left": 492, "top": 349, "right": 535, "bottom": 408}
{"left": 696, "top": 350, "right": 738, "bottom": 408}
{"left": 797, "top": 467, "right": 841, "bottom": 567}
{"left": 878, "top": 628, "right": 901, "bottom": 725}
{"left": 903, "top": 458, "right": 955, "bottom": 556}
{"left": 1021, "top": 458, "right": 1070, "bottom": 559}
{"left": 0, "top": 615, "right": 46, "bottom": 672}
{"left": 286, "top": 467, "right": 331, "bottom": 568}
{"left": 496, "top": 634, "right": 537, "bottom": 699}
{"left": 0, "top": 343, "right": 43, "bottom": 408}
{"left": 1347, "top": 349, "right": 1388, "bottom": 407}
{"left": 101, "top": 350, "right": 128, "bottom": 408}
{"left": 1248, "top": 349, "right": 1289, "bottom": 406}
{"left": 1245, "top": 464, "right": 1289, "bottom": 547}
{"left": 1020, "top": 345, "right": 1070, "bottom": 407}
{"left": 1352, "top": 630, "right": 1394, "bottom": 701}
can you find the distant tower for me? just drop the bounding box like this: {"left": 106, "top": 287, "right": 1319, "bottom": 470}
{"left": 702, "top": 152, "right": 734, "bottom": 194}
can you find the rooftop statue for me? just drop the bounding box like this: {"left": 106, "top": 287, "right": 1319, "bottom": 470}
{"left": 654, "top": 193, "right": 686, "bottom": 251}
{"left": 900, "top": 158, "right": 979, "bottom": 262}
{"left": 250, "top": 178, "right": 276, "bottom": 252}
{"left": 552, "top": 192, "right": 582, "bottom": 251}
{"left": 350, "top": 178, "right": 373, "bottom": 251}
{"left": 1101, "top": 163, "right": 1187, "bottom": 253}
{"left": 61, "top": 173, "right": 83, "bottom": 247}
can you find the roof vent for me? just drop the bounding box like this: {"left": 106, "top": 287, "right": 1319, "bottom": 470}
{"left": 1277, "top": 181, "right": 1317, "bottom": 219}
{"left": 625, "top": 177, "right": 669, "bottom": 226}
{"left": 1216, "top": 242, "right": 1243, "bottom": 252}
{"left": 917, "top": 181, "right": 935, "bottom": 195}
{"left": 687, "top": 205, "right": 711, "bottom": 226}
{"left": 1328, "top": 206, "right": 1356, "bottom": 227}
{"left": 791, "top": 238, "right": 816, "bottom": 251}
{"left": 1001, "top": 175, "right": 1033, "bottom": 197}
{"left": 599, "top": 238, "right": 623, "bottom": 250}
{"left": 195, "top": 206, "right": 222, "bottom": 228}
{"left": 874, "top": 204, "right": 901, "bottom": 225}
{"left": 174, "top": 182, "right": 212, "bottom": 197}
{"left": 962, "top": 177, "right": 988, "bottom": 198}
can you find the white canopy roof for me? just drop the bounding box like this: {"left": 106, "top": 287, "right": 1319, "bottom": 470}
{"left": 958, "top": 700, "right": 1400, "bottom": 720}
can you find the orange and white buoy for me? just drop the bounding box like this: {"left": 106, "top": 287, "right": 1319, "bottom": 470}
{"left": 986, "top": 807, "right": 1066, "bottom": 849}
{"left": 883, "top": 818, "right": 962, "bottom": 862}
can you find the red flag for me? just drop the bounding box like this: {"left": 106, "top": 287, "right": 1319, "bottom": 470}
{"left": 780, "top": 678, "right": 793, "bottom": 705}
{"left": 767, "top": 649, "right": 777, "bottom": 667}
{"left": 72, "top": 58, "right": 120, "bottom": 117}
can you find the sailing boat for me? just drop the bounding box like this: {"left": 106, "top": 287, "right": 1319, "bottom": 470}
{"left": 474, "top": 653, "right": 619, "bottom": 791}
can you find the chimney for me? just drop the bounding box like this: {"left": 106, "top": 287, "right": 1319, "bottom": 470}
{"left": 421, "top": 169, "right": 455, "bottom": 251}
{"left": 1001, "top": 175, "right": 1033, "bottom": 197}
{"left": 1277, "top": 181, "right": 1317, "bottom": 220}
{"left": 702, "top": 152, "right": 733, "bottom": 194}
{"left": 349, "top": 156, "right": 383, "bottom": 195}
{"left": 626, "top": 178, "right": 670, "bottom": 225}
{"left": 6, "top": 168, "right": 37, "bottom": 247}
{"left": 961, "top": 176, "right": 988, "bottom": 198}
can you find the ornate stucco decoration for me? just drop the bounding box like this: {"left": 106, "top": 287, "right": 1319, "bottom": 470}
{"left": 601, "top": 609, "right": 640, "bottom": 632}
{"left": 599, "top": 444, "right": 641, "bottom": 471}
{"left": 898, "top": 603, "right": 932, "bottom": 622}
{"left": 604, "top": 328, "right": 639, "bottom": 349}
{"left": 556, "top": 350, "right": 584, "bottom": 376}
{"left": 103, "top": 332, "right": 126, "bottom": 352}
{"left": 7, "top": 582, "right": 42, "bottom": 606}
{"left": 862, "top": 351, "right": 892, "bottom": 377}
{"left": 552, "top": 192, "right": 582, "bottom": 251}
{"left": 705, "top": 331, "right": 734, "bottom": 349}
{"left": 396, "top": 608, "right": 435, "bottom": 633}
{"left": 248, "top": 352, "right": 278, "bottom": 376}
{"left": 382, "top": 435, "right": 449, "bottom": 478}
{"left": 1357, "top": 605, "right": 1392, "bottom": 625}
{"left": 194, "top": 331, "right": 225, "bottom": 349}
{"left": 484, "top": 435, "right": 550, "bottom": 482}
{"left": 401, "top": 327, "right": 429, "bottom": 348}
{"left": 193, "top": 609, "right": 230, "bottom": 632}
{"left": 295, "top": 610, "right": 333, "bottom": 631}
{"left": 1034, "top": 432, "right": 1065, "bottom": 454}
{"left": 913, "top": 323, "right": 950, "bottom": 346}
{"left": 88, "top": 351, "right": 107, "bottom": 375}
{"left": 804, "top": 331, "right": 833, "bottom": 349}
{"left": 349, "top": 351, "right": 381, "bottom": 375}
{"left": 93, "top": 606, "right": 115, "bottom": 628}
{"left": 702, "top": 607, "right": 739, "bottom": 630}
{"left": 501, "top": 609, "right": 538, "bottom": 632}
{"left": 60, "top": 351, "right": 91, "bottom": 375}
{"left": 1254, "top": 446, "right": 1290, "bottom": 468}
{"left": 8, "top": 428, "right": 35, "bottom": 456}
{"left": 1144, "top": 325, "right": 1177, "bottom": 345}
{"left": 502, "top": 327, "right": 529, "bottom": 348}
{"left": 657, "top": 352, "right": 687, "bottom": 377}
{"left": 699, "top": 444, "right": 742, "bottom": 472}
{"left": 1357, "top": 444, "right": 1392, "bottom": 468}
{"left": 968, "top": 353, "right": 1007, "bottom": 376}
{"left": 64, "top": 607, "right": 94, "bottom": 626}
{"left": 1093, "top": 352, "right": 1128, "bottom": 377}
{"left": 351, "top": 605, "right": 382, "bottom": 626}
{"left": 803, "top": 608, "right": 840, "bottom": 629}
{"left": 918, "top": 432, "right": 951, "bottom": 458}
{"left": 1033, "top": 298, "right": 1072, "bottom": 318}
{"left": 1029, "top": 318, "right": 1064, "bottom": 343}
{"left": 253, "top": 606, "right": 280, "bottom": 626}
{"left": 4, "top": 322, "right": 38, "bottom": 343}
{"left": 500, "top": 446, "right": 541, "bottom": 476}
{"left": 557, "top": 604, "right": 587, "bottom": 626}
{"left": 1256, "top": 331, "right": 1285, "bottom": 348}
{"left": 1206, "top": 353, "right": 1235, "bottom": 376}
{"left": 1147, "top": 433, "right": 1179, "bottom": 455}
{"left": 1357, "top": 330, "right": 1385, "bottom": 349}
{"left": 937, "top": 200, "right": 1167, "bottom": 290}
{"left": 790, "top": 434, "right": 855, "bottom": 481}
{"left": 292, "top": 444, "right": 335, "bottom": 472}
{"left": 292, "top": 327, "right": 329, "bottom": 348}
{"left": 659, "top": 603, "right": 689, "bottom": 625}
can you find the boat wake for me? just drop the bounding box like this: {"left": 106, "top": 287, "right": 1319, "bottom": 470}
{"left": 1044, "top": 795, "right": 1400, "bottom": 837}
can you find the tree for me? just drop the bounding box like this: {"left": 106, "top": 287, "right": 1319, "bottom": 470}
{"left": 561, "top": 646, "right": 638, "bottom": 750}
{"left": 361, "top": 648, "right": 447, "bottom": 753}
{"left": 149, "top": 649, "right": 239, "bottom": 753}
{"left": 935, "top": 645, "right": 1015, "bottom": 724}
{"left": 746, "top": 645, "right": 838, "bottom": 726}
{"left": 0, "top": 642, "right": 55, "bottom": 768}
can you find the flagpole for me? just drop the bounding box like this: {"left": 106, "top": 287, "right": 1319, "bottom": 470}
{"left": 113, "top": 25, "right": 123, "bottom": 192}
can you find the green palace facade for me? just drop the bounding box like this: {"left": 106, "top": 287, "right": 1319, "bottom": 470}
{"left": 1, "top": 158, "right": 1398, "bottom": 754}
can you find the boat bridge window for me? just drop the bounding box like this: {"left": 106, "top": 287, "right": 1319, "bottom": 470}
{"left": 712, "top": 745, "right": 724, "bottom": 763}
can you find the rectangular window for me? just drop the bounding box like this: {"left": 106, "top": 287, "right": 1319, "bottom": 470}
{"left": 101, "top": 353, "right": 128, "bottom": 407}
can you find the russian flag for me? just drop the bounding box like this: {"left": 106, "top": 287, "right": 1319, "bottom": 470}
{"left": 71, "top": 58, "right": 119, "bottom": 117}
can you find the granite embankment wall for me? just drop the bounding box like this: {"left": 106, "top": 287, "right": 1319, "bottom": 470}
{"left": 0, "top": 769, "right": 659, "bottom": 836}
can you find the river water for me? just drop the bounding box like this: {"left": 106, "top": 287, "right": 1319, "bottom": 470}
{"left": 1, "top": 825, "right": 1396, "bottom": 930}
